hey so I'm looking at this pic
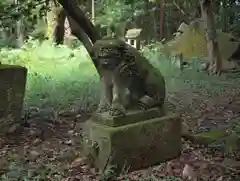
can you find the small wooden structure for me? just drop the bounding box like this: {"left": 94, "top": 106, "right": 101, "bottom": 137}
{"left": 125, "top": 28, "right": 143, "bottom": 50}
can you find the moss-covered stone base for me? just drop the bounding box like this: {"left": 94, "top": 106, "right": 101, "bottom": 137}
{"left": 82, "top": 111, "right": 182, "bottom": 175}
{"left": 0, "top": 64, "right": 27, "bottom": 133}
{"left": 91, "top": 107, "right": 166, "bottom": 127}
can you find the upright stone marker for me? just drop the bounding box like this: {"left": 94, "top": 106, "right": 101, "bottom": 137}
{"left": 0, "top": 64, "right": 27, "bottom": 133}
{"left": 83, "top": 108, "right": 182, "bottom": 175}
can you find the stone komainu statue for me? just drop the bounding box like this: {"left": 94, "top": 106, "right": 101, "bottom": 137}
{"left": 92, "top": 36, "right": 166, "bottom": 116}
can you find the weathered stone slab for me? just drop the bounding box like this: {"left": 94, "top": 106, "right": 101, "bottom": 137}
{"left": 91, "top": 108, "right": 166, "bottom": 127}
{"left": 82, "top": 113, "right": 182, "bottom": 175}
{"left": 0, "top": 64, "right": 27, "bottom": 133}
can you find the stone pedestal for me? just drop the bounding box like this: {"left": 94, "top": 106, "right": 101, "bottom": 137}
{"left": 82, "top": 108, "right": 182, "bottom": 175}
{"left": 0, "top": 64, "right": 27, "bottom": 133}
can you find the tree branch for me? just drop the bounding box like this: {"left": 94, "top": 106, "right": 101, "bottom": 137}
{"left": 57, "top": 0, "right": 100, "bottom": 43}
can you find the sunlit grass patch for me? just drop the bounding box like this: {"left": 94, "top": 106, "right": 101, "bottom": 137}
{"left": 0, "top": 39, "right": 100, "bottom": 111}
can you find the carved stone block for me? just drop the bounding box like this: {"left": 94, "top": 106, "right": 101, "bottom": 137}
{"left": 82, "top": 109, "right": 182, "bottom": 175}
{"left": 0, "top": 64, "right": 27, "bottom": 133}
{"left": 92, "top": 108, "right": 166, "bottom": 127}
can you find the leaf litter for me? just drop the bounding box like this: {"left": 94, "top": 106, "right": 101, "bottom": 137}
{"left": 0, "top": 86, "right": 240, "bottom": 180}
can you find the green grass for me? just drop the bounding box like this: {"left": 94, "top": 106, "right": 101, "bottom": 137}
{"left": 0, "top": 39, "right": 100, "bottom": 111}
{"left": 1, "top": 39, "right": 240, "bottom": 113}
{"left": 141, "top": 43, "right": 240, "bottom": 94}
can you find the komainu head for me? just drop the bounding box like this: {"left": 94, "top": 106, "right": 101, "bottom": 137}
{"left": 92, "top": 37, "right": 126, "bottom": 70}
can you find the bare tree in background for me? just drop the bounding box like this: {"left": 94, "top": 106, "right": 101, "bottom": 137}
{"left": 200, "top": 0, "right": 222, "bottom": 75}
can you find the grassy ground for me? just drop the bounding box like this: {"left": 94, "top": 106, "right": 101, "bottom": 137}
{"left": 1, "top": 39, "right": 239, "bottom": 112}
{"left": 0, "top": 39, "right": 100, "bottom": 112}
{"left": 1, "top": 39, "right": 240, "bottom": 112}
{"left": 0, "top": 40, "right": 240, "bottom": 180}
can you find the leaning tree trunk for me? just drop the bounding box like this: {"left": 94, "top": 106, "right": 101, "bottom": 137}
{"left": 57, "top": 0, "right": 101, "bottom": 74}
{"left": 67, "top": 15, "right": 93, "bottom": 53}
{"left": 200, "top": 0, "right": 222, "bottom": 75}
{"left": 51, "top": 2, "right": 98, "bottom": 69}
{"left": 57, "top": 0, "right": 100, "bottom": 44}
{"left": 50, "top": 6, "right": 92, "bottom": 47}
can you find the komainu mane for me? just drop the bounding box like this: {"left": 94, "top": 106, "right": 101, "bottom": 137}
{"left": 92, "top": 36, "right": 166, "bottom": 116}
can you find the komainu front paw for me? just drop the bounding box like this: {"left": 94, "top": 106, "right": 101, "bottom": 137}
{"left": 138, "top": 95, "right": 154, "bottom": 110}
{"left": 109, "top": 103, "right": 126, "bottom": 116}
{"left": 96, "top": 103, "right": 111, "bottom": 113}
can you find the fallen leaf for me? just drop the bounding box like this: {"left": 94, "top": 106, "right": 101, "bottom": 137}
{"left": 81, "top": 165, "right": 90, "bottom": 170}
{"left": 29, "top": 150, "right": 40, "bottom": 160}
{"left": 68, "top": 130, "right": 74, "bottom": 135}
{"left": 32, "top": 138, "right": 42, "bottom": 145}
{"left": 63, "top": 140, "right": 73, "bottom": 145}
{"left": 182, "top": 164, "right": 197, "bottom": 181}
{"left": 165, "top": 162, "right": 174, "bottom": 176}
{"left": 81, "top": 165, "right": 90, "bottom": 173}
{"left": 216, "top": 176, "right": 223, "bottom": 181}
{"left": 76, "top": 114, "right": 81, "bottom": 118}
{"left": 29, "top": 128, "right": 42, "bottom": 137}
{"left": 7, "top": 123, "right": 20, "bottom": 133}
{"left": 70, "top": 157, "right": 86, "bottom": 168}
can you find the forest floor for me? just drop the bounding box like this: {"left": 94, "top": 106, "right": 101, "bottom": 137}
{"left": 1, "top": 70, "right": 240, "bottom": 181}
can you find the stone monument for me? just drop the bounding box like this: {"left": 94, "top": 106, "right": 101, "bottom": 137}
{"left": 82, "top": 37, "right": 182, "bottom": 175}
{"left": 0, "top": 64, "right": 27, "bottom": 134}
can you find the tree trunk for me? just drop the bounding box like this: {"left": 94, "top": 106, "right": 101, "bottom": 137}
{"left": 200, "top": 0, "right": 222, "bottom": 75}
{"left": 151, "top": 7, "right": 158, "bottom": 39}
{"left": 51, "top": 6, "right": 95, "bottom": 62}
{"left": 91, "top": 0, "right": 95, "bottom": 24}
{"left": 57, "top": 0, "right": 101, "bottom": 74}
{"left": 57, "top": 0, "right": 100, "bottom": 44}
{"left": 15, "top": 0, "right": 24, "bottom": 47}
{"left": 221, "top": 0, "right": 228, "bottom": 32}
{"left": 0, "top": 28, "right": 7, "bottom": 46}
{"left": 16, "top": 19, "right": 24, "bottom": 47}
{"left": 159, "top": 0, "right": 165, "bottom": 40}
{"left": 52, "top": 8, "right": 66, "bottom": 44}
{"left": 194, "top": 5, "right": 201, "bottom": 18}
{"left": 115, "top": 22, "right": 127, "bottom": 41}
{"left": 228, "top": 0, "right": 236, "bottom": 29}
{"left": 67, "top": 15, "right": 93, "bottom": 53}
{"left": 63, "top": 16, "right": 73, "bottom": 46}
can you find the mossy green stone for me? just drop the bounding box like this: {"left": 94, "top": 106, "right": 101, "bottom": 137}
{"left": 91, "top": 108, "right": 166, "bottom": 127}
{"left": 82, "top": 113, "right": 182, "bottom": 175}
{"left": 0, "top": 64, "right": 27, "bottom": 133}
